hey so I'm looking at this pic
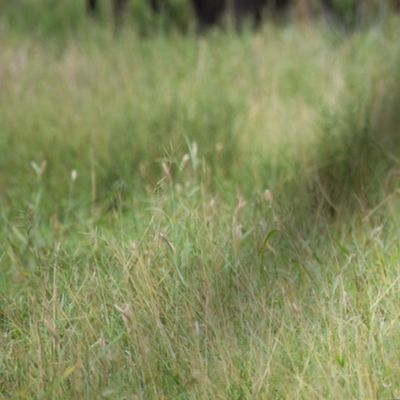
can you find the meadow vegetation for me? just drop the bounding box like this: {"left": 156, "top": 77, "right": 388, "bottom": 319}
{"left": 1, "top": 2, "right": 400, "bottom": 399}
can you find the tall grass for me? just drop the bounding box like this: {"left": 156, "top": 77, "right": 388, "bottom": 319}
{"left": 1, "top": 8, "right": 400, "bottom": 399}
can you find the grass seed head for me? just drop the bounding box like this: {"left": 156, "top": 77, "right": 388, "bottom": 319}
{"left": 70, "top": 169, "right": 78, "bottom": 181}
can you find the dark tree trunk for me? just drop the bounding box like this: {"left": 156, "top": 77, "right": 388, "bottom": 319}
{"left": 86, "top": 0, "right": 129, "bottom": 26}
{"left": 233, "top": 0, "right": 269, "bottom": 27}
{"left": 113, "top": 0, "right": 129, "bottom": 27}
{"left": 149, "top": 0, "right": 163, "bottom": 13}
{"left": 86, "top": 0, "right": 98, "bottom": 15}
{"left": 191, "top": 0, "right": 290, "bottom": 29}
{"left": 191, "top": 0, "right": 227, "bottom": 28}
{"left": 270, "top": 0, "right": 290, "bottom": 12}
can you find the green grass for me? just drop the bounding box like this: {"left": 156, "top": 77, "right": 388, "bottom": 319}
{"left": 1, "top": 9, "right": 400, "bottom": 399}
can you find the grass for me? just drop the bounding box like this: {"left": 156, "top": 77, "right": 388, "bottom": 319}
{"left": 1, "top": 6, "right": 400, "bottom": 399}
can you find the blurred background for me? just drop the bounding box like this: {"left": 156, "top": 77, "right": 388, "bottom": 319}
{"left": 1, "top": 0, "right": 400, "bottom": 36}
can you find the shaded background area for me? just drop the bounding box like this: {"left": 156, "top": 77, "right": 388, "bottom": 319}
{"left": 1, "top": 0, "right": 400, "bottom": 37}
{"left": 311, "top": 60, "right": 400, "bottom": 219}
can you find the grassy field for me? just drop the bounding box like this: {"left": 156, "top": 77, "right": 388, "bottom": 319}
{"left": 1, "top": 5, "right": 400, "bottom": 399}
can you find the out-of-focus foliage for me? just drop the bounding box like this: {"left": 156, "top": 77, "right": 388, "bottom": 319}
{"left": 328, "top": 0, "right": 395, "bottom": 28}
{"left": 0, "top": 0, "right": 398, "bottom": 38}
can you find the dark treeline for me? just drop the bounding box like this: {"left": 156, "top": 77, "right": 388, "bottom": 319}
{"left": 86, "top": 0, "right": 400, "bottom": 29}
